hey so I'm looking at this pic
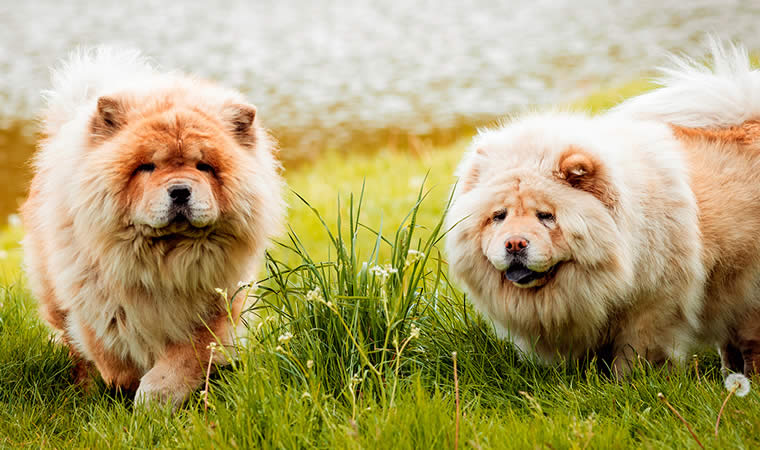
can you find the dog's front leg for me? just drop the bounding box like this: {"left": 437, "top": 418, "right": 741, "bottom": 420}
{"left": 134, "top": 312, "right": 234, "bottom": 410}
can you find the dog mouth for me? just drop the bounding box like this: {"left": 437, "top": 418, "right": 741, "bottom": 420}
{"left": 168, "top": 211, "right": 192, "bottom": 226}
{"left": 138, "top": 212, "right": 214, "bottom": 240}
{"left": 164, "top": 208, "right": 212, "bottom": 230}
{"left": 504, "top": 261, "right": 558, "bottom": 286}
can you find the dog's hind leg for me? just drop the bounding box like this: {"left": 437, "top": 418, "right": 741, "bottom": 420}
{"left": 733, "top": 308, "right": 760, "bottom": 375}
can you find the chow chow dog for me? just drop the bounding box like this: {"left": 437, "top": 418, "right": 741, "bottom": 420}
{"left": 445, "top": 40, "right": 760, "bottom": 375}
{"left": 22, "top": 48, "right": 285, "bottom": 407}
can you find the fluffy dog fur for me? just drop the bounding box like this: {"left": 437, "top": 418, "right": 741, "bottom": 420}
{"left": 445, "top": 39, "right": 760, "bottom": 374}
{"left": 22, "top": 48, "right": 285, "bottom": 407}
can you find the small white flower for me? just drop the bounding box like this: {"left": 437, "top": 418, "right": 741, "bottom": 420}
{"left": 301, "top": 392, "right": 311, "bottom": 400}
{"left": 404, "top": 250, "right": 426, "bottom": 268}
{"left": 725, "top": 373, "right": 751, "bottom": 397}
{"left": 7, "top": 214, "right": 21, "bottom": 228}
{"left": 278, "top": 332, "right": 293, "bottom": 344}
{"left": 275, "top": 345, "right": 284, "bottom": 352}
{"left": 207, "top": 342, "right": 218, "bottom": 350}
{"left": 409, "top": 323, "right": 420, "bottom": 339}
{"left": 369, "top": 264, "right": 398, "bottom": 284}
{"left": 237, "top": 281, "right": 249, "bottom": 288}
{"left": 214, "top": 288, "right": 227, "bottom": 300}
{"left": 305, "top": 286, "right": 323, "bottom": 303}
{"left": 307, "top": 360, "right": 314, "bottom": 369}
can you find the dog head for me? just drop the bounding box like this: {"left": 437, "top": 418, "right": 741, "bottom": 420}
{"left": 445, "top": 114, "right": 633, "bottom": 357}
{"left": 478, "top": 175, "right": 570, "bottom": 288}
{"left": 86, "top": 93, "right": 267, "bottom": 237}
{"left": 475, "top": 145, "right": 617, "bottom": 288}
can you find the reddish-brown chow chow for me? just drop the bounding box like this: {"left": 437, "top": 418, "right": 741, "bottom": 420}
{"left": 22, "top": 48, "right": 284, "bottom": 407}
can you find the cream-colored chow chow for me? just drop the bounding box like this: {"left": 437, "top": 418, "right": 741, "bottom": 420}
{"left": 22, "top": 49, "right": 285, "bottom": 407}
{"left": 446, "top": 40, "right": 760, "bottom": 374}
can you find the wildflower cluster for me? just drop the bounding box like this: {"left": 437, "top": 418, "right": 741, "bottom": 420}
{"left": 303, "top": 285, "right": 336, "bottom": 310}
{"left": 368, "top": 264, "right": 398, "bottom": 284}
{"left": 404, "top": 249, "right": 426, "bottom": 269}
{"left": 278, "top": 332, "right": 294, "bottom": 345}
{"left": 350, "top": 372, "right": 364, "bottom": 388}
{"left": 305, "top": 286, "right": 324, "bottom": 303}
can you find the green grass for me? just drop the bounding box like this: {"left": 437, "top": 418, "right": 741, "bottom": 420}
{"left": 2, "top": 80, "right": 760, "bottom": 448}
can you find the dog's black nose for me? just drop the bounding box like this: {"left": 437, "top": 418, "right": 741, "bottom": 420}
{"left": 168, "top": 185, "right": 192, "bottom": 204}
{"left": 505, "top": 236, "right": 529, "bottom": 254}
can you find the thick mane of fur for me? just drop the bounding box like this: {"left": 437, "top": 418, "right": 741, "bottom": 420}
{"left": 614, "top": 38, "right": 760, "bottom": 127}
{"left": 43, "top": 48, "right": 160, "bottom": 137}
{"left": 42, "top": 47, "right": 255, "bottom": 140}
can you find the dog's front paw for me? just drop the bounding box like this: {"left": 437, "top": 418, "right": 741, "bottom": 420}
{"left": 134, "top": 367, "right": 193, "bottom": 411}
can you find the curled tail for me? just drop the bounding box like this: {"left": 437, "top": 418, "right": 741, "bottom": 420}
{"left": 614, "top": 37, "right": 760, "bottom": 128}
{"left": 42, "top": 47, "right": 156, "bottom": 137}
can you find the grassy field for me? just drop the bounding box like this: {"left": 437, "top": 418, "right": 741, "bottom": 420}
{"left": 1, "top": 81, "right": 759, "bottom": 448}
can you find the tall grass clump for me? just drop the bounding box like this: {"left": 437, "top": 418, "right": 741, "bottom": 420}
{"left": 252, "top": 179, "right": 457, "bottom": 410}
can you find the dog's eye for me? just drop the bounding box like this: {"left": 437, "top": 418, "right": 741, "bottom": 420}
{"left": 134, "top": 163, "right": 155, "bottom": 174}
{"left": 536, "top": 211, "right": 555, "bottom": 222}
{"left": 492, "top": 209, "right": 507, "bottom": 222}
{"left": 197, "top": 162, "right": 215, "bottom": 174}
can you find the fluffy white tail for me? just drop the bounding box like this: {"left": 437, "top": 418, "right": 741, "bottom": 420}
{"left": 615, "top": 38, "right": 760, "bottom": 128}
{"left": 42, "top": 47, "right": 157, "bottom": 136}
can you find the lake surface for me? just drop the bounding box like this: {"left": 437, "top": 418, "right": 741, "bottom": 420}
{"left": 2, "top": 0, "right": 760, "bottom": 220}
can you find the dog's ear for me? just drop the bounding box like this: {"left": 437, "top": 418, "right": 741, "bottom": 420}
{"left": 222, "top": 103, "right": 257, "bottom": 147}
{"left": 459, "top": 147, "right": 488, "bottom": 193}
{"left": 90, "top": 96, "right": 128, "bottom": 143}
{"left": 557, "top": 146, "right": 617, "bottom": 208}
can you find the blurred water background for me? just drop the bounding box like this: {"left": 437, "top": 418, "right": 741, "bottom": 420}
{"left": 2, "top": 0, "right": 760, "bottom": 221}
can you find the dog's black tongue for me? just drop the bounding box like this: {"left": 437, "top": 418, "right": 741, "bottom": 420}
{"left": 505, "top": 263, "right": 538, "bottom": 284}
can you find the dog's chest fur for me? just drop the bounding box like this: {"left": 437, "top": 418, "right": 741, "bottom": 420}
{"left": 68, "top": 284, "right": 218, "bottom": 373}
